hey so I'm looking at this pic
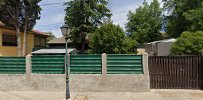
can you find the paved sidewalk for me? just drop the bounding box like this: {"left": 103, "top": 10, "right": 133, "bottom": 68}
{"left": 0, "top": 90, "right": 202, "bottom": 100}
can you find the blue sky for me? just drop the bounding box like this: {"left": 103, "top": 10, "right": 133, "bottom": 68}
{"left": 34, "top": 0, "right": 162, "bottom": 37}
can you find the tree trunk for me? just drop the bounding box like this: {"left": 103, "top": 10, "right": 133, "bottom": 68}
{"left": 15, "top": 6, "right": 22, "bottom": 57}
{"left": 80, "top": 36, "right": 86, "bottom": 53}
{"left": 16, "top": 25, "right": 22, "bottom": 56}
{"left": 23, "top": 12, "right": 28, "bottom": 56}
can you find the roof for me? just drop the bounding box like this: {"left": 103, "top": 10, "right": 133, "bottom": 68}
{"left": 32, "top": 48, "right": 78, "bottom": 54}
{"left": 48, "top": 36, "right": 90, "bottom": 44}
{"left": 47, "top": 36, "right": 72, "bottom": 44}
{"left": 32, "top": 29, "right": 49, "bottom": 37}
{"left": 0, "top": 21, "right": 4, "bottom": 26}
{"left": 147, "top": 38, "right": 176, "bottom": 45}
{"left": 0, "top": 21, "right": 48, "bottom": 36}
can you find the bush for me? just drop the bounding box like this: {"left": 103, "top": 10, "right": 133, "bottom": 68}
{"left": 89, "top": 23, "right": 137, "bottom": 54}
{"left": 170, "top": 31, "right": 203, "bottom": 55}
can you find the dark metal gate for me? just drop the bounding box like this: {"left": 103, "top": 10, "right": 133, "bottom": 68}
{"left": 149, "top": 56, "right": 203, "bottom": 89}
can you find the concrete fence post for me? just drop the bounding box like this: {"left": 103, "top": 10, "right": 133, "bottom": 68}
{"left": 143, "top": 53, "right": 149, "bottom": 75}
{"left": 26, "top": 54, "right": 32, "bottom": 77}
{"left": 102, "top": 53, "right": 107, "bottom": 76}
{"left": 142, "top": 53, "right": 150, "bottom": 90}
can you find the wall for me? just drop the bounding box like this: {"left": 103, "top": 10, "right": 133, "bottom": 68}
{"left": 0, "top": 74, "right": 65, "bottom": 91}
{"left": 0, "top": 27, "right": 34, "bottom": 56}
{"left": 157, "top": 42, "right": 173, "bottom": 56}
{"left": 145, "top": 44, "right": 154, "bottom": 56}
{"left": 0, "top": 54, "right": 150, "bottom": 92}
{"left": 70, "top": 54, "right": 150, "bottom": 92}
{"left": 145, "top": 42, "right": 174, "bottom": 56}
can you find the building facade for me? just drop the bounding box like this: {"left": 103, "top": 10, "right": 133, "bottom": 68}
{"left": 0, "top": 23, "right": 48, "bottom": 56}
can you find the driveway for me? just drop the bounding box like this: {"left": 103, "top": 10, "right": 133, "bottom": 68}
{"left": 0, "top": 89, "right": 202, "bottom": 100}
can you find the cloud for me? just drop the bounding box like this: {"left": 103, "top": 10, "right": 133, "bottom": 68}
{"left": 51, "top": 29, "right": 63, "bottom": 38}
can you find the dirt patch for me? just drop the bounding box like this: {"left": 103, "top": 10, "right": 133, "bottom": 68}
{"left": 74, "top": 95, "right": 89, "bottom": 100}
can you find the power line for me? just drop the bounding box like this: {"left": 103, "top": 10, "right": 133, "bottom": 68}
{"left": 39, "top": 2, "right": 66, "bottom": 7}
{"left": 37, "top": 23, "right": 64, "bottom": 26}
{"left": 112, "top": 8, "right": 136, "bottom": 15}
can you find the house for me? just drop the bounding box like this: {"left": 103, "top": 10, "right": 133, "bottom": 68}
{"left": 47, "top": 36, "right": 72, "bottom": 48}
{"left": 0, "top": 21, "right": 48, "bottom": 56}
{"left": 47, "top": 36, "right": 89, "bottom": 51}
{"left": 145, "top": 39, "right": 176, "bottom": 56}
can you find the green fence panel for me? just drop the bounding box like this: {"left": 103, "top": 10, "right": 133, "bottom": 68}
{"left": 70, "top": 54, "right": 102, "bottom": 74}
{"left": 107, "top": 54, "right": 143, "bottom": 74}
{"left": 32, "top": 55, "right": 65, "bottom": 74}
{"left": 0, "top": 57, "right": 25, "bottom": 74}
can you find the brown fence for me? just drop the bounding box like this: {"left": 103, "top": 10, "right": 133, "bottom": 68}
{"left": 149, "top": 56, "right": 203, "bottom": 89}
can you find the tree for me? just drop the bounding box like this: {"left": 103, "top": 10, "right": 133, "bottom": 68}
{"left": 22, "top": 0, "right": 41, "bottom": 56}
{"left": 45, "top": 32, "right": 56, "bottom": 42}
{"left": 89, "top": 23, "right": 137, "bottom": 54}
{"left": 126, "top": 0, "right": 163, "bottom": 44}
{"left": 183, "top": 2, "right": 203, "bottom": 31}
{"left": 0, "top": 0, "right": 41, "bottom": 56}
{"left": 170, "top": 31, "right": 203, "bottom": 55}
{"left": 163, "top": 0, "right": 203, "bottom": 38}
{"left": 64, "top": 0, "right": 111, "bottom": 53}
{"left": 123, "top": 37, "right": 138, "bottom": 54}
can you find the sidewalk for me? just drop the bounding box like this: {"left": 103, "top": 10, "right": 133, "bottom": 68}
{"left": 0, "top": 90, "right": 202, "bottom": 100}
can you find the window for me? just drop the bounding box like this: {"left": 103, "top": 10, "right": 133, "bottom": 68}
{"left": 2, "top": 34, "right": 17, "bottom": 46}
{"left": 34, "top": 35, "right": 46, "bottom": 47}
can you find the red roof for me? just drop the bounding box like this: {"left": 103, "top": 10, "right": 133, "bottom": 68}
{"left": 0, "top": 21, "right": 5, "bottom": 26}
{"left": 32, "top": 29, "right": 49, "bottom": 36}
{"left": 0, "top": 21, "right": 48, "bottom": 36}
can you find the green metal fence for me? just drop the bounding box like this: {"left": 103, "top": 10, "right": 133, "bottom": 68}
{"left": 32, "top": 55, "right": 65, "bottom": 74}
{"left": 107, "top": 54, "right": 143, "bottom": 74}
{"left": 0, "top": 57, "right": 25, "bottom": 74}
{"left": 70, "top": 54, "right": 102, "bottom": 74}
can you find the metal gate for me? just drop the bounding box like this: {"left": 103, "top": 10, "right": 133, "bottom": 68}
{"left": 149, "top": 56, "right": 203, "bottom": 89}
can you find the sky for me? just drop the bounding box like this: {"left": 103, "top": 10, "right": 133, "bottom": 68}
{"left": 34, "top": 0, "right": 162, "bottom": 38}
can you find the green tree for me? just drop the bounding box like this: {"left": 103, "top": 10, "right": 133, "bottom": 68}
{"left": 170, "top": 31, "right": 203, "bottom": 55}
{"left": 45, "top": 32, "right": 56, "bottom": 42}
{"left": 0, "top": 0, "right": 41, "bottom": 56}
{"left": 89, "top": 23, "right": 137, "bottom": 54}
{"left": 126, "top": 0, "right": 163, "bottom": 44}
{"left": 123, "top": 37, "right": 138, "bottom": 54}
{"left": 64, "top": 0, "right": 111, "bottom": 53}
{"left": 183, "top": 2, "right": 203, "bottom": 31}
{"left": 163, "top": 0, "right": 203, "bottom": 38}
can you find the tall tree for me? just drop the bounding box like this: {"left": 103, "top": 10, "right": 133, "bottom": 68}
{"left": 64, "top": 0, "right": 111, "bottom": 53}
{"left": 0, "top": 0, "right": 41, "bottom": 56}
{"left": 126, "top": 0, "right": 163, "bottom": 44}
{"left": 89, "top": 23, "right": 137, "bottom": 54}
{"left": 163, "top": 0, "right": 202, "bottom": 38}
{"left": 183, "top": 2, "right": 203, "bottom": 31}
{"left": 22, "top": 0, "right": 41, "bottom": 56}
